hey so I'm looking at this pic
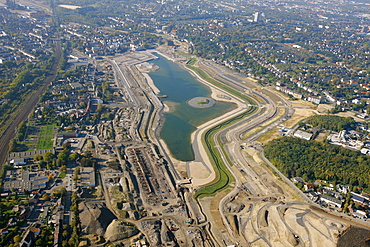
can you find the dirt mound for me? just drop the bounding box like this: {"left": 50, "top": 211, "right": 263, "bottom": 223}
{"left": 104, "top": 219, "right": 139, "bottom": 242}
{"left": 258, "top": 209, "right": 269, "bottom": 228}
{"left": 337, "top": 226, "right": 370, "bottom": 247}
{"left": 140, "top": 219, "right": 162, "bottom": 245}
{"left": 79, "top": 201, "right": 117, "bottom": 236}
{"left": 286, "top": 230, "right": 299, "bottom": 246}
{"left": 225, "top": 202, "right": 245, "bottom": 213}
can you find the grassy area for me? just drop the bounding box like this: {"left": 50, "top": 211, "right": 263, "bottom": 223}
{"left": 194, "top": 107, "right": 257, "bottom": 198}
{"left": 259, "top": 88, "right": 283, "bottom": 103}
{"left": 186, "top": 65, "right": 255, "bottom": 105}
{"left": 59, "top": 171, "right": 66, "bottom": 178}
{"left": 186, "top": 64, "right": 259, "bottom": 198}
{"left": 177, "top": 51, "right": 191, "bottom": 57}
{"left": 196, "top": 99, "right": 209, "bottom": 104}
{"left": 36, "top": 125, "right": 55, "bottom": 150}
{"left": 20, "top": 141, "right": 34, "bottom": 145}
{"left": 186, "top": 58, "right": 197, "bottom": 65}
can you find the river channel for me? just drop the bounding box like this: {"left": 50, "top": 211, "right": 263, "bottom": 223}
{"left": 148, "top": 54, "right": 236, "bottom": 161}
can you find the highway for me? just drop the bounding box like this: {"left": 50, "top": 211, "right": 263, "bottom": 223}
{"left": 109, "top": 53, "right": 370, "bottom": 246}
{"left": 188, "top": 57, "right": 370, "bottom": 246}
{"left": 184, "top": 58, "right": 294, "bottom": 245}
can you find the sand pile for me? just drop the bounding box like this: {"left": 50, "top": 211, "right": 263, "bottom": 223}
{"left": 79, "top": 201, "right": 117, "bottom": 235}
{"left": 104, "top": 219, "right": 139, "bottom": 242}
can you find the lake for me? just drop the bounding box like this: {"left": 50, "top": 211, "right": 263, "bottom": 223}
{"left": 149, "top": 54, "right": 236, "bottom": 161}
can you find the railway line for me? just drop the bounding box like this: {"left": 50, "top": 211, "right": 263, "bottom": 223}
{"left": 0, "top": 40, "right": 62, "bottom": 167}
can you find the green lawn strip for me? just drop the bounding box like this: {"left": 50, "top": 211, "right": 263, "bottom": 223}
{"left": 59, "top": 171, "right": 66, "bottom": 178}
{"left": 189, "top": 65, "right": 258, "bottom": 198}
{"left": 194, "top": 107, "right": 257, "bottom": 198}
{"left": 177, "top": 51, "right": 191, "bottom": 57}
{"left": 20, "top": 141, "right": 34, "bottom": 146}
{"left": 186, "top": 58, "right": 197, "bottom": 65}
{"left": 36, "top": 125, "right": 55, "bottom": 150}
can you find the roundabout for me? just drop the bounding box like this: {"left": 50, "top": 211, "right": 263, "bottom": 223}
{"left": 187, "top": 97, "right": 216, "bottom": 108}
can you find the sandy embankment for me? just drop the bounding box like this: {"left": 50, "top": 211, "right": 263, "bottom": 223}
{"left": 185, "top": 66, "right": 247, "bottom": 188}
{"left": 58, "top": 4, "right": 81, "bottom": 9}
{"left": 152, "top": 50, "right": 177, "bottom": 62}
{"left": 142, "top": 72, "right": 160, "bottom": 94}
{"left": 138, "top": 64, "right": 173, "bottom": 113}
{"left": 142, "top": 52, "right": 247, "bottom": 187}
{"left": 141, "top": 66, "right": 187, "bottom": 175}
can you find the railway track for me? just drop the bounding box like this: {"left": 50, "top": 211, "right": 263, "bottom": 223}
{"left": 0, "top": 40, "right": 62, "bottom": 168}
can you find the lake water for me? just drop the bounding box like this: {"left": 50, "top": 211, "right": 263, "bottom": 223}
{"left": 149, "top": 54, "right": 236, "bottom": 161}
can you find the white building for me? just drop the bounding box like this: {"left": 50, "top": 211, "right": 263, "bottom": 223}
{"left": 294, "top": 130, "right": 313, "bottom": 140}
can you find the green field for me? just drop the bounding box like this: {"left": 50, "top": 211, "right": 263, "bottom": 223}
{"left": 194, "top": 106, "right": 257, "bottom": 198}
{"left": 186, "top": 58, "right": 197, "bottom": 65}
{"left": 187, "top": 65, "right": 258, "bottom": 198}
{"left": 59, "top": 171, "right": 66, "bottom": 179}
{"left": 36, "top": 125, "right": 55, "bottom": 150}
{"left": 186, "top": 65, "right": 255, "bottom": 104}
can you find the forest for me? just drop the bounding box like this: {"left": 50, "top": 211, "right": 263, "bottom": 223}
{"left": 304, "top": 115, "right": 356, "bottom": 132}
{"left": 264, "top": 136, "right": 370, "bottom": 192}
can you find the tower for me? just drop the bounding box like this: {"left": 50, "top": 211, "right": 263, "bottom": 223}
{"left": 253, "top": 12, "right": 259, "bottom": 23}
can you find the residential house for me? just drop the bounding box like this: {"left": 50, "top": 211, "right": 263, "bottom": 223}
{"left": 320, "top": 194, "right": 343, "bottom": 208}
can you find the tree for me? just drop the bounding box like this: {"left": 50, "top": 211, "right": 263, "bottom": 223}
{"left": 42, "top": 193, "right": 50, "bottom": 201}
{"left": 34, "top": 153, "right": 42, "bottom": 161}
{"left": 35, "top": 239, "right": 43, "bottom": 246}
{"left": 9, "top": 139, "right": 19, "bottom": 152}
{"left": 58, "top": 151, "right": 69, "bottom": 165}
{"left": 62, "top": 142, "right": 71, "bottom": 151}
{"left": 44, "top": 152, "right": 54, "bottom": 163}
{"left": 343, "top": 203, "right": 349, "bottom": 212}
{"left": 84, "top": 150, "right": 92, "bottom": 158}
{"left": 13, "top": 235, "right": 21, "bottom": 243}
{"left": 69, "top": 152, "right": 79, "bottom": 162}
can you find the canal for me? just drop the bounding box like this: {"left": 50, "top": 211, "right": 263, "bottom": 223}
{"left": 149, "top": 54, "right": 236, "bottom": 161}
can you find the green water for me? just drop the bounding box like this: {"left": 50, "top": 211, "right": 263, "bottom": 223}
{"left": 149, "top": 54, "right": 236, "bottom": 161}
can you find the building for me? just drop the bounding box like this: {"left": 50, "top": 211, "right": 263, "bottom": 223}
{"left": 294, "top": 130, "right": 313, "bottom": 140}
{"left": 253, "top": 12, "right": 259, "bottom": 22}
{"left": 308, "top": 191, "right": 320, "bottom": 202}
{"left": 3, "top": 170, "right": 49, "bottom": 192}
{"left": 8, "top": 149, "right": 55, "bottom": 160}
{"left": 69, "top": 82, "right": 84, "bottom": 90}
{"left": 304, "top": 184, "right": 314, "bottom": 192}
{"left": 336, "top": 184, "right": 349, "bottom": 194}
{"left": 351, "top": 192, "right": 369, "bottom": 206}
{"left": 320, "top": 194, "right": 343, "bottom": 208}
{"left": 306, "top": 96, "right": 322, "bottom": 104}
{"left": 352, "top": 210, "right": 368, "bottom": 219}
{"left": 58, "top": 131, "right": 79, "bottom": 138}
{"left": 292, "top": 177, "right": 305, "bottom": 183}
{"left": 9, "top": 158, "right": 26, "bottom": 166}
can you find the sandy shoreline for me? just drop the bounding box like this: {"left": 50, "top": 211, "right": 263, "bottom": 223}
{"left": 142, "top": 72, "right": 160, "bottom": 94}
{"left": 142, "top": 49, "right": 247, "bottom": 187}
